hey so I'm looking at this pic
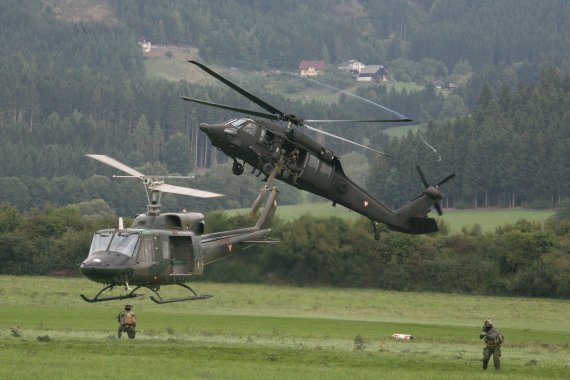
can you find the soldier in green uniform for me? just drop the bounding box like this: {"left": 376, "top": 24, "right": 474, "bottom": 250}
{"left": 479, "top": 319, "right": 503, "bottom": 370}
{"left": 118, "top": 304, "right": 137, "bottom": 339}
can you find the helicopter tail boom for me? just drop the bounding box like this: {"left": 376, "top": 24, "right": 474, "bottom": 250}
{"left": 200, "top": 187, "right": 279, "bottom": 265}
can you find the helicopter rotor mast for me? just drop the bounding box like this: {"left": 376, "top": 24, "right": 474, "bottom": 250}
{"left": 86, "top": 154, "right": 223, "bottom": 215}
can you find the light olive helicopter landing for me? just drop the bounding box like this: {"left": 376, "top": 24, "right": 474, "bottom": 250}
{"left": 79, "top": 154, "right": 278, "bottom": 304}
{"left": 183, "top": 61, "right": 454, "bottom": 240}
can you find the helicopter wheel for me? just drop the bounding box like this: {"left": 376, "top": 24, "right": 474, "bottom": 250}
{"left": 232, "top": 161, "right": 244, "bottom": 175}
{"left": 262, "top": 162, "right": 274, "bottom": 175}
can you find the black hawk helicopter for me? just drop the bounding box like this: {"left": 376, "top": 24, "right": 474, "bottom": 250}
{"left": 79, "top": 154, "right": 278, "bottom": 304}
{"left": 182, "top": 61, "right": 454, "bottom": 240}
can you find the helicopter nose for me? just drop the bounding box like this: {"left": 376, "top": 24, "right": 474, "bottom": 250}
{"left": 79, "top": 251, "right": 134, "bottom": 283}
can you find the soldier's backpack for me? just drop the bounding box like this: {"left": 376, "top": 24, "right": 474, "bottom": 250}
{"left": 123, "top": 311, "right": 134, "bottom": 325}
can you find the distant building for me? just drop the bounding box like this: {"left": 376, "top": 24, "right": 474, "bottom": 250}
{"left": 138, "top": 38, "right": 151, "bottom": 53}
{"left": 432, "top": 81, "right": 458, "bottom": 91}
{"left": 298, "top": 60, "right": 326, "bottom": 77}
{"left": 338, "top": 60, "right": 365, "bottom": 74}
{"left": 432, "top": 80, "right": 444, "bottom": 89}
{"left": 357, "top": 65, "right": 390, "bottom": 82}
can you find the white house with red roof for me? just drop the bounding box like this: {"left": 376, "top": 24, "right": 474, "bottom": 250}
{"left": 298, "top": 60, "right": 326, "bottom": 77}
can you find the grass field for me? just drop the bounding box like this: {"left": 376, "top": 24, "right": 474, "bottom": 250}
{"left": 226, "top": 202, "right": 554, "bottom": 233}
{"left": 1, "top": 276, "right": 569, "bottom": 379}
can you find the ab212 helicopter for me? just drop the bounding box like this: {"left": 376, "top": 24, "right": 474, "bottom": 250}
{"left": 182, "top": 61, "right": 454, "bottom": 240}
{"left": 79, "top": 154, "right": 278, "bottom": 304}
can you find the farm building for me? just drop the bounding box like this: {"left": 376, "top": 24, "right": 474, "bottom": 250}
{"left": 298, "top": 60, "right": 326, "bottom": 77}
{"left": 357, "top": 65, "right": 390, "bottom": 82}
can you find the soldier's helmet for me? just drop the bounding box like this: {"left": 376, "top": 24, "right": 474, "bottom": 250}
{"left": 484, "top": 319, "right": 493, "bottom": 327}
{"left": 125, "top": 304, "right": 132, "bottom": 310}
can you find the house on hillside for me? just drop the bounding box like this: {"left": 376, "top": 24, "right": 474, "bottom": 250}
{"left": 357, "top": 65, "right": 390, "bottom": 82}
{"left": 298, "top": 60, "right": 326, "bottom": 77}
{"left": 338, "top": 60, "right": 365, "bottom": 75}
{"left": 432, "top": 81, "right": 458, "bottom": 91}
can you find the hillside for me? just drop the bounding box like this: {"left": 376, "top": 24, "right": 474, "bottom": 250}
{"left": 0, "top": 0, "right": 569, "bottom": 213}
{"left": 45, "top": 0, "right": 113, "bottom": 21}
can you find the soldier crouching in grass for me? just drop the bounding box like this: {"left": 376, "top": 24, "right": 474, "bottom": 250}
{"left": 118, "top": 304, "right": 137, "bottom": 339}
{"left": 479, "top": 319, "right": 504, "bottom": 370}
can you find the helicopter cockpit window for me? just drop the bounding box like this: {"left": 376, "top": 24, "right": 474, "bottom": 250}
{"left": 108, "top": 232, "right": 140, "bottom": 257}
{"left": 240, "top": 122, "right": 258, "bottom": 136}
{"left": 88, "top": 231, "right": 112, "bottom": 256}
{"left": 229, "top": 118, "right": 249, "bottom": 128}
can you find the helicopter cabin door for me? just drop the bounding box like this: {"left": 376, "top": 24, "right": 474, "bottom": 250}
{"left": 300, "top": 154, "right": 333, "bottom": 189}
{"left": 135, "top": 235, "right": 157, "bottom": 271}
{"left": 169, "top": 236, "right": 194, "bottom": 274}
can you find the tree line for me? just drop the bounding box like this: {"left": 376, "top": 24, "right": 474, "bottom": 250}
{"left": 367, "top": 69, "right": 570, "bottom": 209}
{"left": 1, "top": 201, "right": 569, "bottom": 299}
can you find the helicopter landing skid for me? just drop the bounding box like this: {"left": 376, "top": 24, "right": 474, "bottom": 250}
{"left": 80, "top": 284, "right": 145, "bottom": 303}
{"left": 149, "top": 283, "right": 212, "bottom": 304}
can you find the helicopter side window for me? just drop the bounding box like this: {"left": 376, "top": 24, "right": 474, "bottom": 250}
{"left": 137, "top": 237, "right": 154, "bottom": 262}
{"left": 319, "top": 162, "right": 332, "bottom": 177}
{"left": 306, "top": 155, "right": 319, "bottom": 171}
{"left": 109, "top": 232, "right": 139, "bottom": 257}
{"left": 162, "top": 240, "right": 170, "bottom": 260}
{"left": 259, "top": 128, "right": 266, "bottom": 142}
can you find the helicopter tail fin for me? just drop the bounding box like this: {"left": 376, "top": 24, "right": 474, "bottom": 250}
{"left": 387, "top": 194, "right": 440, "bottom": 234}
{"left": 254, "top": 187, "right": 279, "bottom": 230}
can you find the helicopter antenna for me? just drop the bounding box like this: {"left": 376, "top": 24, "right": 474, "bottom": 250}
{"left": 86, "top": 154, "right": 223, "bottom": 215}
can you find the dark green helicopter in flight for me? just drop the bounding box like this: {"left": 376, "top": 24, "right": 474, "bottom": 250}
{"left": 79, "top": 154, "right": 278, "bottom": 304}
{"left": 182, "top": 61, "right": 454, "bottom": 240}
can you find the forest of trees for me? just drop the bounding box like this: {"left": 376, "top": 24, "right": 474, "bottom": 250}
{"left": 368, "top": 70, "right": 570, "bottom": 209}
{"left": 1, "top": 202, "right": 569, "bottom": 298}
{"left": 1, "top": 1, "right": 569, "bottom": 214}
{"left": 110, "top": 0, "right": 570, "bottom": 72}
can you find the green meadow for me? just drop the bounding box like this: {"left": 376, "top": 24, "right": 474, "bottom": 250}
{"left": 228, "top": 203, "right": 554, "bottom": 233}
{"left": 1, "top": 276, "right": 569, "bottom": 379}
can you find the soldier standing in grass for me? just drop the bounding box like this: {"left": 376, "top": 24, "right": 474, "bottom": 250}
{"left": 118, "top": 304, "right": 137, "bottom": 339}
{"left": 479, "top": 319, "right": 504, "bottom": 370}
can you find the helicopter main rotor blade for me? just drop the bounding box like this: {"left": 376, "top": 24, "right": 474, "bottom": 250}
{"left": 86, "top": 154, "right": 145, "bottom": 177}
{"left": 436, "top": 173, "right": 456, "bottom": 188}
{"left": 149, "top": 183, "right": 223, "bottom": 198}
{"left": 181, "top": 97, "right": 281, "bottom": 121}
{"left": 303, "top": 124, "right": 391, "bottom": 157}
{"left": 188, "top": 60, "right": 285, "bottom": 118}
{"left": 416, "top": 166, "right": 429, "bottom": 188}
{"left": 305, "top": 118, "right": 412, "bottom": 123}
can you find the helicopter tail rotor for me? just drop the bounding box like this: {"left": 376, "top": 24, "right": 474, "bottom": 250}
{"left": 416, "top": 166, "right": 455, "bottom": 216}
